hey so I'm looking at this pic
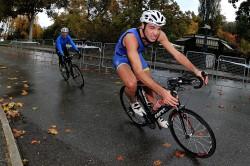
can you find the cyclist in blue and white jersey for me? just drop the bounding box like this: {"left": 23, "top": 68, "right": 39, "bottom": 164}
{"left": 113, "top": 10, "right": 208, "bottom": 128}
{"left": 56, "top": 27, "right": 80, "bottom": 65}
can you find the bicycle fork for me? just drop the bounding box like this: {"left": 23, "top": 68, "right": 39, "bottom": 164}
{"left": 177, "top": 108, "right": 193, "bottom": 139}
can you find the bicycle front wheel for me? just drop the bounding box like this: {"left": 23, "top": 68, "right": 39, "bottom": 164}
{"left": 169, "top": 109, "right": 216, "bottom": 158}
{"left": 59, "top": 63, "right": 69, "bottom": 81}
{"left": 71, "top": 64, "right": 84, "bottom": 89}
{"left": 120, "top": 86, "right": 147, "bottom": 126}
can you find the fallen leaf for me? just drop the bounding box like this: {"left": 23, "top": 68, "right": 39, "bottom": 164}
{"left": 153, "top": 160, "right": 162, "bottom": 166}
{"left": 22, "top": 158, "right": 29, "bottom": 165}
{"left": 0, "top": 66, "right": 7, "bottom": 69}
{"left": 162, "top": 143, "right": 172, "bottom": 148}
{"left": 22, "top": 81, "right": 28, "bottom": 83}
{"left": 65, "top": 129, "right": 71, "bottom": 133}
{"left": 175, "top": 150, "right": 185, "bottom": 158}
{"left": 9, "top": 97, "right": 13, "bottom": 100}
{"left": 23, "top": 84, "right": 29, "bottom": 88}
{"left": 12, "top": 129, "right": 26, "bottom": 138}
{"left": 6, "top": 86, "right": 12, "bottom": 89}
{"left": 48, "top": 125, "right": 58, "bottom": 135}
{"left": 8, "top": 77, "right": 18, "bottom": 80}
{"left": 114, "top": 81, "right": 122, "bottom": 85}
{"left": 21, "top": 90, "right": 28, "bottom": 96}
{"left": 31, "top": 139, "right": 40, "bottom": 144}
{"left": 7, "top": 110, "right": 20, "bottom": 118}
{"left": 16, "top": 102, "right": 23, "bottom": 108}
{"left": 116, "top": 155, "right": 124, "bottom": 161}
{"left": 32, "top": 107, "right": 38, "bottom": 111}
{"left": 0, "top": 98, "right": 4, "bottom": 102}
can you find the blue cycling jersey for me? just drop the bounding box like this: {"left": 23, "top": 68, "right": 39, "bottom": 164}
{"left": 55, "top": 35, "right": 79, "bottom": 56}
{"left": 112, "top": 28, "right": 149, "bottom": 70}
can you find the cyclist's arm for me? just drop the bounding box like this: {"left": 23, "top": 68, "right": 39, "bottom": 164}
{"left": 56, "top": 37, "right": 64, "bottom": 56}
{"left": 124, "top": 34, "right": 178, "bottom": 106}
{"left": 68, "top": 36, "right": 79, "bottom": 52}
{"left": 158, "top": 32, "right": 200, "bottom": 76}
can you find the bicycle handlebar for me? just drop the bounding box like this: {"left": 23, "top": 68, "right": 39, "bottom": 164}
{"left": 167, "top": 71, "right": 207, "bottom": 90}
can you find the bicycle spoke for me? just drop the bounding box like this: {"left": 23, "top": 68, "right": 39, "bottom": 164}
{"left": 169, "top": 109, "right": 216, "bottom": 158}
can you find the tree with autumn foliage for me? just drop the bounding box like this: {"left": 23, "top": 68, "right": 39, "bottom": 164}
{"left": 0, "top": 0, "right": 69, "bottom": 41}
{"left": 8, "top": 16, "right": 43, "bottom": 40}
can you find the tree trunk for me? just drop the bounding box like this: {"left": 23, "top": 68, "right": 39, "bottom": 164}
{"left": 28, "top": 14, "right": 35, "bottom": 41}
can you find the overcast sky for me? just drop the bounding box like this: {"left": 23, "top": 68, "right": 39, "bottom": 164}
{"left": 38, "top": 0, "right": 242, "bottom": 28}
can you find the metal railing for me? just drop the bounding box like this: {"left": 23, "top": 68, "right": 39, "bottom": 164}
{"left": 216, "top": 55, "right": 247, "bottom": 88}
{"left": 102, "top": 43, "right": 115, "bottom": 69}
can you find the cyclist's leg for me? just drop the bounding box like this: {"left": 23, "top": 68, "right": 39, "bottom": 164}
{"left": 138, "top": 53, "right": 157, "bottom": 106}
{"left": 113, "top": 54, "right": 138, "bottom": 102}
{"left": 117, "top": 64, "right": 137, "bottom": 102}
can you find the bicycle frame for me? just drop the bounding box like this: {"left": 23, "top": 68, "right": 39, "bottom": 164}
{"left": 138, "top": 85, "right": 191, "bottom": 135}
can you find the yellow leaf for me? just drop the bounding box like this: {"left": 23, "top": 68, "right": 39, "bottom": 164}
{"left": 48, "top": 125, "right": 58, "bottom": 135}
{"left": 16, "top": 102, "right": 24, "bottom": 108}
{"left": 153, "top": 160, "right": 162, "bottom": 166}
{"left": 8, "top": 77, "right": 18, "bottom": 80}
{"left": 114, "top": 81, "right": 122, "bottom": 85}
{"left": 32, "top": 107, "right": 38, "bottom": 111}
{"left": 65, "top": 129, "right": 71, "bottom": 133}
{"left": 48, "top": 128, "right": 58, "bottom": 135}
{"left": 21, "top": 90, "right": 28, "bottom": 96}
{"left": 0, "top": 98, "right": 4, "bottom": 102}
{"left": 162, "top": 143, "right": 172, "bottom": 148}
{"left": 23, "top": 84, "right": 29, "bottom": 88}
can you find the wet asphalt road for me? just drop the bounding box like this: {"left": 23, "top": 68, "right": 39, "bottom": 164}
{"left": 0, "top": 46, "right": 250, "bottom": 166}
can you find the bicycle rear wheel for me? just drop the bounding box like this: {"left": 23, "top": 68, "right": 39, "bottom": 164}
{"left": 71, "top": 64, "right": 84, "bottom": 89}
{"left": 120, "top": 86, "right": 147, "bottom": 126}
{"left": 169, "top": 109, "right": 216, "bottom": 158}
{"left": 59, "top": 63, "right": 69, "bottom": 81}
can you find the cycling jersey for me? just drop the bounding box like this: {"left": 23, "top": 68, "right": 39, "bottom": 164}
{"left": 55, "top": 35, "right": 79, "bottom": 56}
{"left": 112, "top": 28, "right": 149, "bottom": 70}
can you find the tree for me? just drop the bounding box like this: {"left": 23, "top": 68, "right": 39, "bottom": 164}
{"left": 235, "top": 0, "right": 250, "bottom": 41}
{"left": 198, "top": 0, "right": 222, "bottom": 34}
{"left": 0, "top": 0, "right": 69, "bottom": 41}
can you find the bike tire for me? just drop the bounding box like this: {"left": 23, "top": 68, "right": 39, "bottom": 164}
{"left": 120, "top": 86, "right": 147, "bottom": 126}
{"left": 71, "top": 64, "right": 84, "bottom": 89}
{"left": 169, "top": 109, "right": 216, "bottom": 158}
{"left": 59, "top": 63, "right": 69, "bottom": 81}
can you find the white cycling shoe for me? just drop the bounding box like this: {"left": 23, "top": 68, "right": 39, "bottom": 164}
{"left": 130, "top": 102, "right": 146, "bottom": 116}
{"left": 157, "top": 117, "right": 169, "bottom": 128}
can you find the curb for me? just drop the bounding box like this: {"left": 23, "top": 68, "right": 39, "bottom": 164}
{"left": 0, "top": 109, "right": 23, "bottom": 166}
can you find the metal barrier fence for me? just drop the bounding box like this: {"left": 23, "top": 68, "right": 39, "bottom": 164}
{"left": 186, "top": 51, "right": 216, "bottom": 71}
{"left": 152, "top": 46, "right": 184, "bottom": 71}
{"left": 216, "top": 55, "right": 247, "bottom": 88}
{"left": 80, "top": 41, "right": 102, "bottom": 69}
{"left": 102, "top": 43, "right": 116, "bottom": 69}
{"left": 3, "top": 40, "right": 250, "bottom": 90}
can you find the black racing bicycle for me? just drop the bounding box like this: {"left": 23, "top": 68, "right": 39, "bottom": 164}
{"left": 59, "top": 53, "right": 84, "bottom": 89}
{"left": 120, "top": 72, "right": 216, "bottom": 158}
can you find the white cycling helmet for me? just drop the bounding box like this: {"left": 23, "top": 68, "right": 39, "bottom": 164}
{"left": 140, "top": 10, "right": 166, "bottom": 27}
{"left": 61, "top": 27, "right": 69, "bottom": 33}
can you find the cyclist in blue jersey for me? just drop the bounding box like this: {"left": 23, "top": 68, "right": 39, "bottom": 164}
{"left": 113, "top": 10, "right": 208, "bottom": 128}
{"left": 56, "top": 27, "right": 80, "bottom": 65}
